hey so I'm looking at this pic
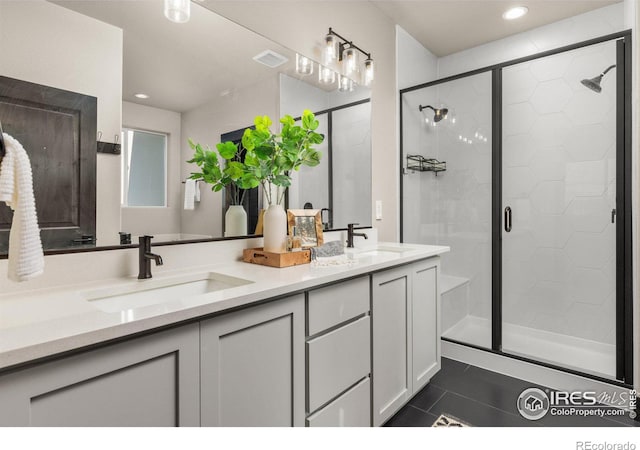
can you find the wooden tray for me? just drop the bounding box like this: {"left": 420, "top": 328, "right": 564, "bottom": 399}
{"left": 242, "top": 247, "right": 311, "bottom": 268}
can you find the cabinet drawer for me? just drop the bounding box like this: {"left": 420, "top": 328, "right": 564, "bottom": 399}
{"left": 307, "top": 377, "right": 371, "bottom": 427}
{"left": 308, "top": 276, "right": 370, "bottom": 335}
{"left": 307, "top": 316, "right": 370, "bottom": 412}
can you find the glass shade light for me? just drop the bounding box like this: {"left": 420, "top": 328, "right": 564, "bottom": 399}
{"left": 342, "top": 47, "right": 359, "bottom": 78}
{"left": 164, "top": 0, "right": 190, "bottom": 23}
{"left": 319, "top": 66, "right": 336, "bottom": 85}
{"left": 296, "top": 54, "right": 314, "bottom": 76}
{"left": 323, "top": 33, "right": 339, "bottom": 65}
{"left": 363, "top": 58, "right": 374, "bottom": 87}
{"left": 338, "top": 75, "right": 355, "bottom": 93}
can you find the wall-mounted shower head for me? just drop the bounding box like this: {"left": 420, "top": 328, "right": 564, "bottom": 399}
{"left": 419, "top": 104, "right": 448, "bottom": 123}
{"left": 581, "top": 64, "right": 616, "bottom": 93}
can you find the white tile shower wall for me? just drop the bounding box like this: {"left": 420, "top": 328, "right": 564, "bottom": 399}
{"left": 398, "top": 1, "right": 625, "bottom": 353}
{"left": 437, "top": 4, "right": 625, "bottom": 79}
{"left": 501, "top": 40, "right": 617, "bottom": 346}
{"left": 331, "top": 103, "right": 373, "bottom": 228}
{"left": 401, "top": 72, "right": 492, "bottom": 346}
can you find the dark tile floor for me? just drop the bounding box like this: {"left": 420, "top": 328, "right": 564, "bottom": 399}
{"left": 385, "top": 358, "right": 639, "bottom": 427}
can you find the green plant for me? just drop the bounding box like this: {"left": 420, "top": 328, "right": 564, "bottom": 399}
{"left": 187, "top": 110, "right": 323, "bottom": 207}
{"left": 187, "top": 139, "right": 248, "bottom": 205}
{"left": 240, "top": 110, "right": 323, "bottom": 206}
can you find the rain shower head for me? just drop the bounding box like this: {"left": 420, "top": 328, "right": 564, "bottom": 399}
{"left": 581, "top": 64, "right": 616, "bottom": 93}
{"left": 419, "top": 104, "right": 449, "bottom": 123}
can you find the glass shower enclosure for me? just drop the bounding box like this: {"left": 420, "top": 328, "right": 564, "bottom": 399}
{"left": 400, "top": 33, "right": 632, "bottom": 384}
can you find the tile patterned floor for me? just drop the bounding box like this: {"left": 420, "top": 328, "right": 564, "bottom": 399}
{"left": 385, "top": 358, "right": 638, "bottom": 427}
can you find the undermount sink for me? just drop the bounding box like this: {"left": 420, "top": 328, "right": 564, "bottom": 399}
{"left": 85, "top": 272, "right": 253, "bottom": 313}
{"left": 347, "top": 245, "right": 418, "bottom": 258}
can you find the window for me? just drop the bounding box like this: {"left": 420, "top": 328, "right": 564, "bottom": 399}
{"left": 121, "top": 129, "right": 167, "bottom": 207}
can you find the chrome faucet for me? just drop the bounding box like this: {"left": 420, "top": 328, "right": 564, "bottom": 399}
{"left": 138, "top": 235, "right": 163, "bottom": 279}
{"left": 346, "top": 223, "right": 368, "bottom": 248}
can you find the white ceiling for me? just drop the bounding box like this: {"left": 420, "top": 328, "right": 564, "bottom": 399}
{"left": 372, "top": 0, "right": 621, "bottom": 56}
{"left": 53, "top": 0, "right": 299, "bottom": 112}
{"left": 52, "top": 0, "right": 622, "bottom": 112}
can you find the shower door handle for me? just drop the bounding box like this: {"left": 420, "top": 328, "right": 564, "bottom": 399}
{"left": 504, "top": 207, "right": 512, "bottom": 232}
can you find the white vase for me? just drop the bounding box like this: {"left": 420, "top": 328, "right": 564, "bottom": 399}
{"left": 224, "top": 205, "right": 247, "bottom": 237}
{"left": 263, "top": 204, "right": 287, "bottom": 253}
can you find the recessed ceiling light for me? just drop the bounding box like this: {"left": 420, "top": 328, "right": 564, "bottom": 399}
{"left": 134, "top": 93, "right": 149, "bottom": 99}
{"left": 502, "top": 6, "right": 528, "bottom": 20}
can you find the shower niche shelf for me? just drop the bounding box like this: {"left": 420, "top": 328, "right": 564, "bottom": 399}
{"left": 406, "top": 155, "right": 446, "bottom": 175}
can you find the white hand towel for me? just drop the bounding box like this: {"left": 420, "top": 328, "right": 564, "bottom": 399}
{"left": 184, "top": 179, "right": 196, "bottom": 210}
{"left": 0, "top": 132, "right": 44, "bottom": 282}
{"left": 194, "top": 180, "right": 201, "bottom": 203}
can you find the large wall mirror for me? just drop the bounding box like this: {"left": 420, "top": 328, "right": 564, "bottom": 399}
{"left": 0, "top": 0, "right": 371, "bottom": 255}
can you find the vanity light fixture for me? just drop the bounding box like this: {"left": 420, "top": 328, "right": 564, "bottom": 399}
{"left": 338, "top": 75, "right": 355, "bottom": 93}
{"left": 323, "top": 28, "right": 374, "bottom": 87}
{"left": 343, "top": 47, "right": 359, "bottom": 78}
{"left": 296, "top": 54, "right": 314, "bottom": 76}
{"left": 363, "top": 58, "right": 374, "bottom": 87}
{"left": 502, "top": 6, "right": 528, "bottom": 20}
{"left": 164, "top": 0, "right": 190, "bottom": 23}
{"left": 319, "top": 65, "right": 336, "bottom": 85}
{"left": 323, "top": 33, "right": 339, "bottom": 65}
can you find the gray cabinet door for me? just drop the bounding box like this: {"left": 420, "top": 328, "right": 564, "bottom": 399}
{"left": 411, "top": 259, "right": 440, "bottom": 394}
{"left": 372, "top": 266, "right": 412, "bottom": 427}
{"left": 307, "top": 316, "right": 370, "bottom": 412}
{"left": 0, "top": 324, "right": 200, "bottom": 426}
{"left": 307, "top": 377, "right": 371, "bottom": 427}
{"left": 307, "top": 276, "right": 370, "bottom": 335}
{"left": 200, "top": 294, "right": 305, "bottom": 427}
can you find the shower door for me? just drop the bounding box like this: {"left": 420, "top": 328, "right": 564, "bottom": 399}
{"left": 501, "top": 40, "right": 622, "bottom": 380}
{"left": 401, "top": 72, "right": 493, "bottom": 350}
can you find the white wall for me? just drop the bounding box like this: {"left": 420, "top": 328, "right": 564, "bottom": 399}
{"left": 396, "top": 25, "right": 438, "bottom": 90}
{"left": 204, "top": 1, "right": 398, "bottom": 240}
{"left": 121, "top": 102, "right": 182, "bottom": 237}
{"left": 0, "top": 1, "right": 123, "bottom": 246}
{"left": 280, "top": 74, "right": 329, "bottom": 116}
{"left": 180, "top": 74, "right": 279, "bottom": 237}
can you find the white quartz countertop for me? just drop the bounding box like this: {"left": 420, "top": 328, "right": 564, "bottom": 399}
{"left": 0, "top": 242, "right": 448, "bottom": 371}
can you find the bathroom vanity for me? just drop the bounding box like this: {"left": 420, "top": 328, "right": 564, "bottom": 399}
{"left": 0, "top": 242, "right": 448, "bottom": 426}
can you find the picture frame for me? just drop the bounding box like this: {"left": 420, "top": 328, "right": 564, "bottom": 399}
{"left": 287, "top": 209, "right": 324, "bottom": 248}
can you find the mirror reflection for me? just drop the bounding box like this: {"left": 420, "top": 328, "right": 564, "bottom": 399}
{"left": 0, "top": 0, "right": 371, "bottom": 254}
